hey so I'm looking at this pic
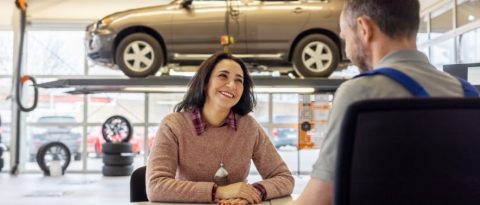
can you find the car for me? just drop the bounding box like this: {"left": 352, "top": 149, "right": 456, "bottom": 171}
{"left": 29, "top": 116, "right": 82, "bottom": 162}
{"left": 85, "top": 0, "right": 346, "bottom": 78}
{"left": 272, "top": 128, "right": 298, "bottom": 148}
{"left": 86, "top": 127, "right": 155, "bottom": 157}
{"left": 0, "top": 126, "right": 11, "bottom": 151}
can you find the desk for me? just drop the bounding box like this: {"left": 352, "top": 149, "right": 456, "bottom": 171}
{"left": 132, "top": 196, "right": 292, "bottom": 205}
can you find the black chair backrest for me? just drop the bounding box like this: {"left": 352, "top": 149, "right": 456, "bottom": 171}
{"left": 130, "top": 166, "right": 148, "bottom": 202}
{"left": 334, "top": 98, "right": 480, "bottom": 205}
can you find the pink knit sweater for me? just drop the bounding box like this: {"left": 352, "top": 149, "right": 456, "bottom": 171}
{"left": 146, "top": 112, "right": 294, "bottom": 203}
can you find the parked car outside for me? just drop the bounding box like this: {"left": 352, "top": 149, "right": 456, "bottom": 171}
{"left": 29, "top": 116, "right": 82, "bottom": 162}
{"left": 272, "top": 128, "right": 298, "bottom": 148}
{"left": 85, "top": 0, "right": 346, "bottom": 78}
{"left": 87, "top": 127, "right": 155, "bottom": 157}
{"left": 0, "top": 126, "right": 11, "bottom": 151}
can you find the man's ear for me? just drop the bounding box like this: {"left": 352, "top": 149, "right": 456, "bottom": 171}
{"left": 356, "top": 16, "right": 375, "bottom": 43}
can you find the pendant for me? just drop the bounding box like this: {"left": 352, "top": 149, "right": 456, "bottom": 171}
{"left": 214, "top": 162, "right": 229, "bottom": 186}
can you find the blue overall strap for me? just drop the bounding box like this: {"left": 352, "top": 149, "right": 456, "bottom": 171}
{"left": 354, "top": 68, "right": 430, "bottom": 97}
{"left": 456, "top": 77, "right": 479, "bottom": 97}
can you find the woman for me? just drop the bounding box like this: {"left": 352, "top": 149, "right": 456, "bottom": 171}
{"left": 146, "top": 52, "right": 294, "bottom": 204}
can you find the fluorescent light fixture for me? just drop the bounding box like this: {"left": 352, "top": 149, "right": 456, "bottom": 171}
{"left": 254, "top": 87, "right": 315, "bottom": 93}
{"left": 468, "top": 15, "right": 475, "bottom": 21}
{"left": 124, "top": 87, "right": 188, "bottom": 92}
{"left": 124, "top": 86, "right": 315, "bottom": 93}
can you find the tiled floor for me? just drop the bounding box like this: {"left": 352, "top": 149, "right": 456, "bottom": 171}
{"left": 0, "top": 172, "right": 310, "bottom": 205}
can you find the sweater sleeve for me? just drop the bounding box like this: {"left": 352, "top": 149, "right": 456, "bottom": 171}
{"left": 251, "top": 121, "right": 294, "bottom": 200}
{"left": 146, "top": 115, "right": 216, "bottom": 203}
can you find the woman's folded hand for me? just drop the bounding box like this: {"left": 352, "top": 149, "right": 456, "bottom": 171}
{"left": 216, "top": 182, "right": 261, "bottom": 204}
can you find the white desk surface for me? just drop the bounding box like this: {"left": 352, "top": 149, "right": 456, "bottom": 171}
{"left": 132, "top": 196, "right": 292, "bottom": 205}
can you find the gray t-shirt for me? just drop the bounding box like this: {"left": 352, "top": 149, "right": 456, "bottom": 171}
{"left": 311, "top": 49, "right": 464, "bottom": 181}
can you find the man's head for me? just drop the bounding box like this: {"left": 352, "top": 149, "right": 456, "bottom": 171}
{"left": 340, "top": 0, "right": 420, "bottom": 71}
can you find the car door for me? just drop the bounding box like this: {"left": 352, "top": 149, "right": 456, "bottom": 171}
{"left": 170, "top": 0, "right": 247, "bottom": 57}
{"left": 243, "top": 0, "right": 310, "bottom": 56}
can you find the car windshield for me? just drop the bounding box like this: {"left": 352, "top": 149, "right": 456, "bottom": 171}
{"left": 38, "top": 116, "right": 76, "bottom": 123}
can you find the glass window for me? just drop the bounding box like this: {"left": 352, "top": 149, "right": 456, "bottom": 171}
{"left": 458, "top": 28, "right": 480, "bottom": 64}
{"left": 0, "top": 31, "right": 13, "bottom": 75}
{"left": 25, "top": 31, "right": 85, "bottom": 75}
{"left": 417, "top": 15, "right": 429, "bottom": 46}
{"left": 148, "top": 93, "right": 184, "bottom": 123}
{"left": 25, "top": 78, "right": 85, "bottom": 123}
{"left": 457, "top": 0, "right": 480, "bottom": 28}
{"left": 431, "top": 3, "right": 453, "bottom": 38}
{"left": 430, "top": 38, "right": 455, "bottom": 70}
{"left": 251, "top": 93, "right": 269, "bottom": 124}
{"left": 87, "top": 93, "right": 145, "bottom": 123}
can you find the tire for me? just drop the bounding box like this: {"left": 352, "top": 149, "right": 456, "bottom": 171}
{"left": 102, "top": 165, "right": 133, "bottom": 176}
{"left": 102, "top": 143, "right": 132, "bottom": 154}
{"left": 103, "top": 154, "right": 134, "bottom": 166}
{"left": 102, "top": 115, "right": 133, "bottom": 143}
{"left": 292, "top": 34, "right": 340, "bottom": 78}
{"left": 0, "top": 146, "right": 3, "bottom": 157}
{"left": 36, "top": 142, "right": 71, "bottom": 176}
{"left": 115, "top": 33, "right": 164, "bottom": 78}
{"left": 0, "top": 158, "right": 3, "bottom": 172}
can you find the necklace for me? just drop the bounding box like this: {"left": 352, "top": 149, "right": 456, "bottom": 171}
{"left": 214, "top": 161, "right": 229, "bottom": 186}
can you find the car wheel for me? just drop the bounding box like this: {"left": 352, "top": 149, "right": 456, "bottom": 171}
{"left": 102, "top": 165, "right": 133, "bottom": 176}
{"left": 36, "top": 142, "right": 71, "bottom": 176}
{"left": 102, "top": 115, "right": 133, "bottom": 143}
{"left": 115, "top": 33, "right": 164, "bottom": 78}
{"left": 292, "top": 34, "right": 339, "bottom": 78}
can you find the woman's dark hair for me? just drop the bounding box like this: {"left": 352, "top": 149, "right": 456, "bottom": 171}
{"left": 343, "top": 0, "right": 420, "bottom": 39}
{"left": 174, "top": 51, "right": 256, "bottom": 116}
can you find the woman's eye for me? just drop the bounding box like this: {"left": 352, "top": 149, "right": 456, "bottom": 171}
{"left": 235, "top": 79, "right": 243, "bottom": 83}
{"left": 218, "top": 74, "right": 227, "bottom": 78}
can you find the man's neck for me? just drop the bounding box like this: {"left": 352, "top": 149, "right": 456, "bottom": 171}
{"left": 371, "top": 36, "right": 417, "bottom": 67}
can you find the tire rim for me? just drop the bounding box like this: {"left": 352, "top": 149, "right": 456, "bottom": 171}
{"left": 301, "top": 41, "right": 333, "bottom": 73}
{"left": 42, "top": 145, "right": 69, "bottom": 168}
{"left": 103, "top": 117, "right": 131, "bottom": 142}
{"left": 123, "top": 40, "right": 155, "bottom": 72}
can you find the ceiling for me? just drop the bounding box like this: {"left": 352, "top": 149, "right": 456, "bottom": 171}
{"left": 0, "top": 0, "right": 443, "bottom": 28}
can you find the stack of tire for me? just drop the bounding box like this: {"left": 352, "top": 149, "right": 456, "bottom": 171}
{"left": 101, "top": 115, "right": 134, "bottom": 176}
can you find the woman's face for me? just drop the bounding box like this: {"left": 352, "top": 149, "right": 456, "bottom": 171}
{"left": 204, "top": 59, "right": 245, "bottom": 111}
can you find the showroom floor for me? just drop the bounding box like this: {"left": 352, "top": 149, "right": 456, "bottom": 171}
{"left": 0, "top": 173, "right": 309, "bottom": 205}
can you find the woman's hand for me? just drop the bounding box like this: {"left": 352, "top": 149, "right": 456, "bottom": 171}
{"left": 217, "top": 198, "right": 250, "bottom": 205}
{"left": 216, "top": 182, "right": 261, "bottom": 204}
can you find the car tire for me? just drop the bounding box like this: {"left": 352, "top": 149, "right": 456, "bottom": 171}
{"left": 115, "top": 32, "right": 164, "bottom": 78}
{"left": 102, "top": 115, "right": 133, "bottom": 143}
{"left": 103, "top": 154, "right": 134, "bottom": 166}
{"left": 36, "top": 142, "right": 71, "bottom": 176}
{"left": 102, "top": 165, "right": 133, "bottom": 176}
{"left": 292, "top": 34, "right": 340, "bottom": 78}
{"left": 0, "top": 158, "right": 3, "bottom": 172}
{"left": 102, "top": 143, "right": 132, "bottom": 154}
{"left": 0, "top": 146, "right": 3, "bottom": 157}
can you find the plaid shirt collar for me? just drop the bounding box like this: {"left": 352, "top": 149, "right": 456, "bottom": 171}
{"left": 191, "top": 108, "right": 237, "bottom": 136}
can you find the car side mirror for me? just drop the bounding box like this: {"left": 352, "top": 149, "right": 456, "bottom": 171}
{"left": 181, "top": 0, "right": 193, "bottom": 8}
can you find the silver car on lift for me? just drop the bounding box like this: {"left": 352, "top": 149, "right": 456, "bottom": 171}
{"left": 85, "top": 0, "right": 346, "bottom": 78}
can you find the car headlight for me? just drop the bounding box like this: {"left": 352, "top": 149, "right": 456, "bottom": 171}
{"left": 97, "top": 17, "right": 112, "bottom": 29}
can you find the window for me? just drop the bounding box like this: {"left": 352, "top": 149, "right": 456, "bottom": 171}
{"left": 458, "top": 28, "right": 480, "bottom": 63}
{"left": 430, "top": 38, "right": 455, "bottom": 70}
{"left": 26, "top": 31, "right": 85, "bottom": 75}
{"left": 0, "top": 30, "right": 13, "bottom": 75}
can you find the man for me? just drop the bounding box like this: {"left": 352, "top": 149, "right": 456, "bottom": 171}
{"left": 292, "top": 0, "right": 478, "bottom": 204}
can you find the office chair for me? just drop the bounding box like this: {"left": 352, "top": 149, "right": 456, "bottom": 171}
{"left": 334, "top": 98, "right": 480, "bottom": 205}
{"left": 130, "top": 166, "right": 148, "bottom": 202}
